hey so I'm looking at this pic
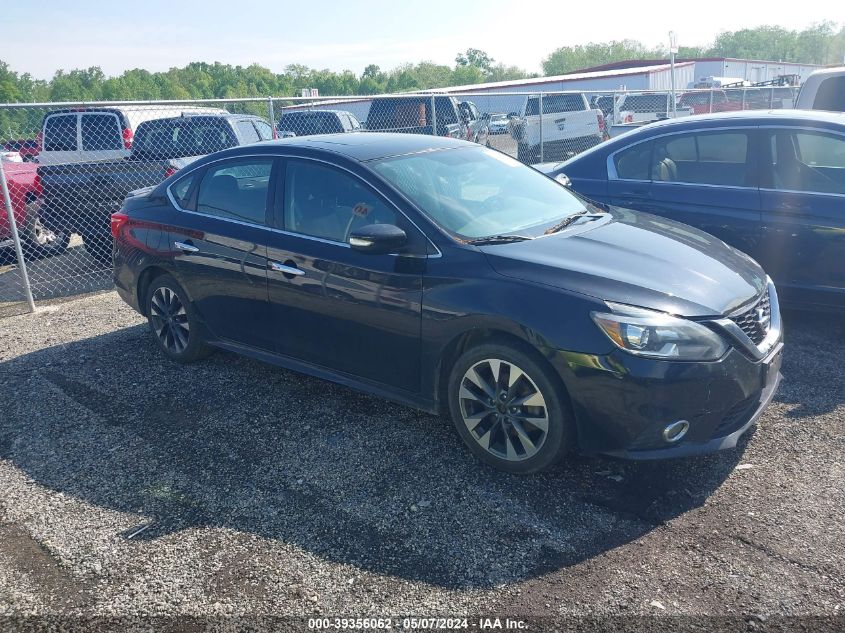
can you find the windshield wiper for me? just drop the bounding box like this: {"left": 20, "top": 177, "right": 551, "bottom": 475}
{"left": 544, "top": 209, "right": 605, "bottom": 235}
{"left": 466, "top": 234, "right": 534, "bottom": 245}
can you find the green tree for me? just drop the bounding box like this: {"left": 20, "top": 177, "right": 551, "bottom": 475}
{"left": 455, "top": 48, "right": 495, "bottom": 74}
{"left": 542, "top": 40, "right": 663, "bottom": 75}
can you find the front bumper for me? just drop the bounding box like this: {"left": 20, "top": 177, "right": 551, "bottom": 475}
{"left": 556, "top": 341, "right": 783, "bottom": 459}
{"left": 553, "top": 281, "right": 784, "bottom": 460}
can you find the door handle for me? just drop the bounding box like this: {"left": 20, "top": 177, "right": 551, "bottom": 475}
{"left": 270, "top": 261, "right": 305, "bottom": 276}
{"left": 174, "top": 241, "right": 199, "bottom": 253}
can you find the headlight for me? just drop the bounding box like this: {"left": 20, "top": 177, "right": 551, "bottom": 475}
{"left": 591, "top": 303, "right": 727, "bottom": 361}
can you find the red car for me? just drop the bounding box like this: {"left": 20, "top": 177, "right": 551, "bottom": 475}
{"left": 2, "top": 139, "right": 39, "bottom": 162}
{"left": 677, "top": 91, "right": 744, "bottom": 115}
{"left": 1, "top": 161, "right": 67, "bottom": 255}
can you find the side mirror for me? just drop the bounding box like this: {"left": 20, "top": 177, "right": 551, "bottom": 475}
{"left": 348, "top": 223, "right": 407, "bottom": 254}
{"left": 554, "top": 173, "right": 571, "bottom": 187}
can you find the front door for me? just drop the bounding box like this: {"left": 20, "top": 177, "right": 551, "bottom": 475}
{"left": 266, "top": 158, "right": 425, "bottom": 393}
{"left": 759, "top": 127, "right": 845, "bottom": 308}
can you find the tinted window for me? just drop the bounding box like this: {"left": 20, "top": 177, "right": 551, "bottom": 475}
{"left": 621, "top": 95, "right": 668, "bottom": 113}
{"left": 254, "top": 120, "right": 274, "bottom": 140}
{"left": 653, "top": 132, "right": 749, "bottom": 186}
{"left": 81, "top": 114, "right": 122, "bottom": 151}
{"left": 526, "top": 94, "right": 585, "bottom": 116}
{"left": 284, "top": 160, "right": 397, "bottom": 242}
{"left": 170, "top": 173, "right": 197, "bottom": 209}
{"left": 43, "top": 115, "right": 77, "bottom": 152}
{"left": 613, "top": 141, "right": 652, "bottom": 180}
{"left": 366, "top": 97, "right": 458, "bottom": 130}
{"left": 278, "top": 112, "right": 343, "bottom": 136}
{"left": 769, "top": 130, "right": 845, "bottom": 195}
{"left": 812, "top": 77, "right": 845, "bottom": 112}
{"left": 134, "top": 118, "right": 236, "bottom": 159}
{"left": 196, "top": 159, "right": 273, "bottom": 224}
{"left": 236, "top": 120, "right": 261, "bottom": 143}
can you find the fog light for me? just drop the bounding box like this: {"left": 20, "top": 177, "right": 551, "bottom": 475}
{"left": 662, "top": 420, "right": 689, "bottom": 443}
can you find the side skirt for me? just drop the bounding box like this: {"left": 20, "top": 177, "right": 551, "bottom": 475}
{"left": 209, "top": 339, "right": 440, "bottom": 415}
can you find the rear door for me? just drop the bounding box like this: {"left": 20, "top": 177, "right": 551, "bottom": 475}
{"left": 645, "top": 129, "right": 763, "bottom": 259}
{"left": 166, "top": 157, "right": 276, "bottom": 349}
{"left": 759, "top": 127, "right": 845, "bottom": 308}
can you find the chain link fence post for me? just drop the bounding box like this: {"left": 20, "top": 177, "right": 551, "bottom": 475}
{"left": 0, "top": 158, "right": 36, "bottom": 313}
{"left": 430, "top": 94, "right": 437, "bottom": 137}
{"left": 538, "top": 93, "right": 544, "bottom": 164}
{"left": 267, "top": 97, "right": 275, "bottom": 136}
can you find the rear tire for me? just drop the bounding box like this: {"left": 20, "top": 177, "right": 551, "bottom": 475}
{"left": 20, "top": 202, "right": 70, "bottom": 259}
{"left": 447, "top": 342, "right": 575, "bottom": 474}
{"left": 144, "top": 274, "right": 212, "bottom": 363}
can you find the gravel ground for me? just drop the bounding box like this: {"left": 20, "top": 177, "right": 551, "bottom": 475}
{"left": 0, "top": 292, "right": 843, "bottom": 631}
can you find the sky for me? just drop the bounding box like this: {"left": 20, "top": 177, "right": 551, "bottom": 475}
{"left": 2, "top": 0, "right": 840, "bottom": 80}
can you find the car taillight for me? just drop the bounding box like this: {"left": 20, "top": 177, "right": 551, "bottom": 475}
{"left": 163, "top": 166, "right": 178, "bottom": 179}
{"left": 111, "top": 212, "right": 130, "bottom": 239}
{"left": 122, "top": 128, "right": 133, "bottom": 149}
{"left": 36, "top": 132, "right": 43, "bottom": 152}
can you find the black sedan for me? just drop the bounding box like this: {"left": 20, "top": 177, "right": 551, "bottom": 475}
{"left": 112, "top": 134, "right": 783, "bottom": 474}
{"left": 539, "top": 110, "right": 845, "bottom": 312}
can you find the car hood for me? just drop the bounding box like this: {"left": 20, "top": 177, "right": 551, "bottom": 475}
{"left": 479, "top": 208, "right": 767, "bottom": 317}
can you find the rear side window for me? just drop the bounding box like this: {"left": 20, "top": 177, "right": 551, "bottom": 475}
{"left": 81, "top": 113, "right": 122, "bottom": 151}
{"left": 133, "top": 118, "right": 237, "bottom": 159}
{"left": 621, "top": 95, "right": 668, "bottom": 112}
{"left": 236, "top": 120, "right": 261, "bottom": 143}
{"left": 613, "top": 141, "right": 652, "bottom": 180}
{"left": 653, "top": 132, "right": 749, "bottom": 186}
{"left": 813, "top": 77, "right": 845, "bottom": 112}
{"left": 196, "top": 159, "right": 273, "bottom": 225}
{"left": 43, "top": 115, "right": 77, "bottom": 152}
{"left": 170, "top": 173, "right": 197, "bottom": 209}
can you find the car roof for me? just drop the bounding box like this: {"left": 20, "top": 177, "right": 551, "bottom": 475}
{"left": 632, "top": 109, "right": 845, "bottom": 131}
{"left": 249, "top": 132, "right": 473, "bottom": 162}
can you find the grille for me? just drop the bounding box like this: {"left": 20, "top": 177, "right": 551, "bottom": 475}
{"left": 730, "top": 290, "right": 771, "bottom": 345}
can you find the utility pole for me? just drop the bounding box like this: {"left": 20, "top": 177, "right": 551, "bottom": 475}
{"left": 669, "top": 31, "right": 679, "bottom": 117}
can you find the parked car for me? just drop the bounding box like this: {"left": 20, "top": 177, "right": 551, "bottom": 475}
{"left": 796, "top": 66, "right": 845, "bottom": 112}
{"left": 486, "top": 112, "right": 510, "bottom": 135}
{"left": 458, "top": 101, "right": 489, "bottom": 145}
{"left": 277, "top": 109, "right": 361, "bottom": 137}
{"left": 509, "top": 93, "right": 606, "bottom": 164}
{"left": 615, "top": 92, "right": 692, "bottom": 124}
{"left": 0, "top": 161, "right": 68, "bottom": 256}
{"left": 676, "top": 90, "right": 743, "bottom": 115}
{"left": 365, "top": 95, "right": 465, "bottom": 139}
{"left": 36, "top": 106, "right": 228, "bottom": 166}
{"left": 538, "top": 110, "right": 845, "bottom": 311}
{"left": 39, "top": 113, "right": 272, "bottom": 263}
{"left": 112, "top": 133, "right": 782, "bottom": 474}
{"left": 3, "top": 139, "right": 39, "bottom": 162}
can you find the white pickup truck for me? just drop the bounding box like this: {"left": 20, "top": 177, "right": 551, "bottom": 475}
{"left": 795, "top": 67, "right": 845, "bottom": 112}
{"left": 508, "top": 93, "right": 606, "bottom": 164}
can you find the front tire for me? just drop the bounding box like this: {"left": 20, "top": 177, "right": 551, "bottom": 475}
{"left": 447, "top": 342, "right": 575, "bottom": 474}
{"left": 20, "top": 202, "right": 70, "bottom": 259}
{"left": 144, "top": 274, "right": 211, "bottom": 363}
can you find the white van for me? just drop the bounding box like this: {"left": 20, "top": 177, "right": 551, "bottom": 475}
{"left": 37, "top": 105, "right": 228, "bottom": 165}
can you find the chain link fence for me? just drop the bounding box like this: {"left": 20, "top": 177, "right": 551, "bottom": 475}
{"left": 0, "top": 86, "right": 799, "bottom": 316}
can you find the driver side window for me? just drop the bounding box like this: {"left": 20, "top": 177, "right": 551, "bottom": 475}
{"left": 283, "top": 160, "right": 398, "bottom": 243}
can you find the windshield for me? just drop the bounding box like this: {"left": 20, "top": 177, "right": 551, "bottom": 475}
{"left": 371, "top": 146, "right": 587, "bottom": 240}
